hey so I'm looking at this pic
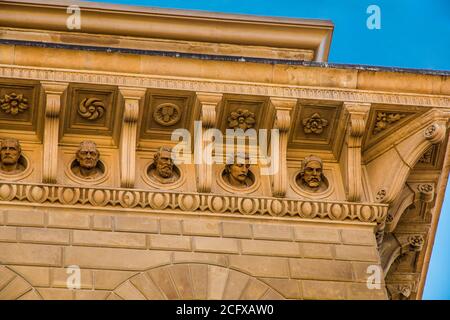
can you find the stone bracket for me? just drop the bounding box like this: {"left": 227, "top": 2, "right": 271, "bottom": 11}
{"left": 385, "top": 182, "right": 435, "bottom": 233}
{"left": 269, "top": 97, "right": 296, "bottom": 197}
{"left": 40, "top": 81, "right": 68, "bottom": 184}
{"left": 380, "top": 232, "right": 425, "bottom": 277}
{"left": 118, "top": 87, "right": 146, "bottom": 188}
{"left": 386, "top": 283, "right": 413, "bottom": 300}
{"left": 366, "top": 109, "right": 447, "bottom": 204}
{"left": 194, "top": 92, "right": 223, "bottom": 193}
{"left": 386, "top": 273, "right": 421, "bottom": 300}
{"left": 341, "top": 102, "right": 371, "bottom": 202}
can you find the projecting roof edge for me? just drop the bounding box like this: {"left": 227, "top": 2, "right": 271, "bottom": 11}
{"left": 0, "top": 38, "right": 448, "bottom": 77}
{"left": 0, "top": 0, "right": 334, "bottom": 62}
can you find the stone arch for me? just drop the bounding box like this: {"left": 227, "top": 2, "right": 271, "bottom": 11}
{"left": 108, "top": 263, "right": 286, "bottom": 300}
{"left": 0, "top": 266, "right": 42, "bottom": 300}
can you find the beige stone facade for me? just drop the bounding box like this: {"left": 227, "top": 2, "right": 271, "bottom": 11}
{"left": 0, "top": 0, "right": 449, "bottom": 300}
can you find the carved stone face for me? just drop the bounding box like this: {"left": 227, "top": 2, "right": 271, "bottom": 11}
{"left": 224, "top": 157, "right": 252, "bottom": 188}
{"left": 155, "top": 150, "right": 174, "bottom": 178}
{"left": 230, "top": 163, "right": 250, "bottom": 184}
{"left": 301, "top": 159, "right": 323, "bottom": 189}
{"left": 76, "top": 141, "right": 99, "bottom": 171}
{"left": 0, "top": 139, "right": 21, "bottom": 167}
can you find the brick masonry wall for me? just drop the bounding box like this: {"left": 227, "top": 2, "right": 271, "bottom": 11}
{"left": 0, "top": 206, "right": 388, "bottom": 300}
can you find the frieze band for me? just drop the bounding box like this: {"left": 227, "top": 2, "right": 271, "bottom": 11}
{"left": 0, "top": 181, "right": 388, "bottom": 222}
{"left": 0, "top": 65, "right": 448, "bottom": 108}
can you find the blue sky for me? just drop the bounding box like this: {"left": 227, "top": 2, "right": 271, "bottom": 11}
{"left": 89, "top": 0, "right": 450, "bottom": 298}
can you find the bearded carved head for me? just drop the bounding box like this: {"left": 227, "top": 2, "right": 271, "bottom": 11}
{"left": 299, "top": 155, "right": 325, "bottom": 190}
{"left": 154, "top": 146, "right": 174, "bottom": 179}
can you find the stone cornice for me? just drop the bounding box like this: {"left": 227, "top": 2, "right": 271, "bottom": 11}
{"left": 0, "top": 182, "right": 388, "bottom": 223}
{"left": 0, "top": 65, "right": 448, "bottom": 108}
{"left": 0, "top": 0, "right": 333, "bottom": 62}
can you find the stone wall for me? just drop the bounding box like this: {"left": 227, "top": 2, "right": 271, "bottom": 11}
{"left": 0, "top": 206, "right": 387, "bottom": 300}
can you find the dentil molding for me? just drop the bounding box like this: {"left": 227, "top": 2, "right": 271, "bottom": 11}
{"left": 0, "top": 65, "right": 448, "bottom": 108}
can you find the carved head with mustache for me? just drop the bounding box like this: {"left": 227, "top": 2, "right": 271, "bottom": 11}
{"left": 300, "top": 155, "right": 325, "bottom": 190}
{"left": 224, "top": 153, "right": 253, "bottom": 188}
{"left": 0, "top": 138, "right": 23, "bottom": 173}
{"left": 154, "top": 146, "right": 174, "bottom": 179}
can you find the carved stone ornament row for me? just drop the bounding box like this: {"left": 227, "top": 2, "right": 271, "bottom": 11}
{"left": 0, "top": 182, "right": 388, "bottom": 222}
{"left": 0, "top": 65, "right": 448, "bottom": 108}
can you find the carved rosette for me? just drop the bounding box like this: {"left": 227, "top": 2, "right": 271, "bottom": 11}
{"left": 227, "top": 109, "right": 256, "bottom": 130}
{"left": 373, "top": 112, "right": 406, "bottom": 134}
{"left": 423, "top": 123, "right": 446, "bottom": 143}
{"left": 424, "top": 124, "right": 436, "bottom": 138}
{"left": 0, "top": 93, "right": 29, "bottom": 115}
{"left": 417, "top": 183, "right": 433, "bottom": 194}
{"left": 408, "top": 235, "right": 424, "bottom": 251}
{"left": 78, "top": 98, "right": 105, "bottom": 120}
{"left": 153, "top": 103, "right": 181, "bottom": 126}
{"left": 302, "top": 113, "right": 328, "bottom": 134}
{"left": 375, "top": 188, "right": 387, "bottom": 202}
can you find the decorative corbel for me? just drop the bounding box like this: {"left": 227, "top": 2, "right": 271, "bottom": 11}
{"left": 41, "top": 82, "right": 68, "bottom": 184}
{"left": 386, "top": 284, "right": 413, "bottom": 300}
{"left": 341, "top": 102, "right": 371, "bottom": 202}
{"left": 413, "top": 183, "right": 435, "bottom": 220}
{"left": 194, "top": 92, "right": 222, "bottom": 193}
{"left": 118, "top": 87, "right": 146, "bottom": 188}
{"left": 387, "top": 182, "right": 435, "bottom": 230}
{"left": 366, "top": 109, "right": 447, "bottom": 204}
{"left": 380, "top": 233, "right": 425, "bottom": 276}
{"left": 378, "top": 182, "right": 434, "bottom": 248}
{"left": 269, "top": 98, "right": 296, "bottom": 197}
{"left": 384, "top": 185, "right": 415, "bottom": 234}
